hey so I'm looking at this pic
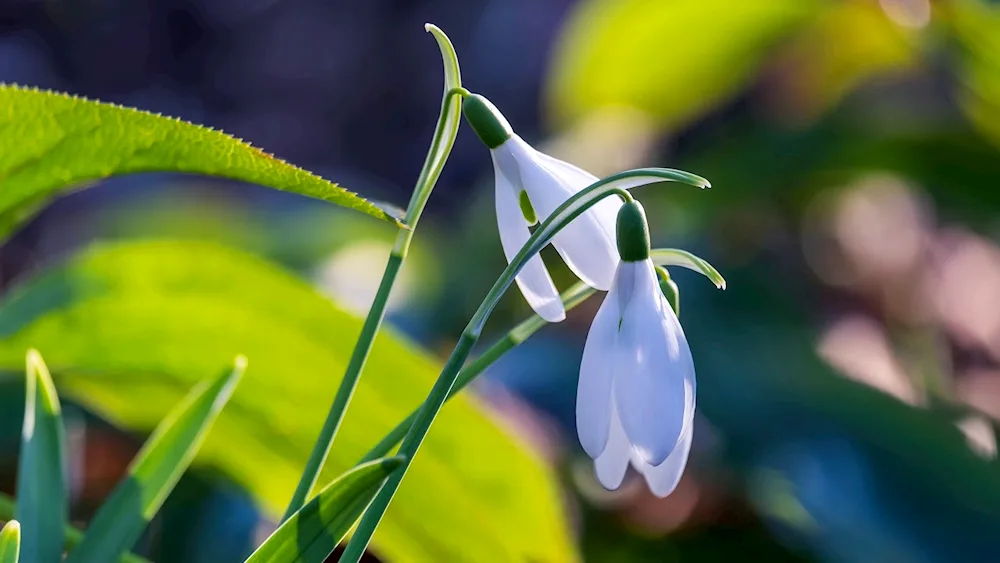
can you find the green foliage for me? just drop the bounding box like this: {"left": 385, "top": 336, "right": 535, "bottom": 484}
{"left": 0, "top": 521, "right": 20, "bottom": 563}
{"left": 0, "top": 84, "right": 398, "bottom": 240}
{"left": 65, "top": 359, "right": 245, "bottom": 563}
{"left": 247, "top": 457, "right": 403, "bottom": 563}
{"left": 15, "top": 351, "right": 66, "bottom": 563}
{"left": 945, "top": 0, "right": 1000, "bottom": 149}
{"left": 0, "top": 494, "right": 149, "bottom": 563}
{"left": 0, "top": 240, "right": 576, "bottom": 563}
{"left": 548, "top": 0, "right": 818, "bottom": 128}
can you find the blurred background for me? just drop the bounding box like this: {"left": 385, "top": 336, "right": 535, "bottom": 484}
{"left": 3, "top": 0, "right": 1000, "bottom": 561}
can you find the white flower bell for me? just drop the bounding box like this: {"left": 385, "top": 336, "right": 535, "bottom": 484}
{"left": 577, "top": 200, "right": 697, "bottom": 497}
{"left": 463, "top": 94, "right": 622, "bottom": 322}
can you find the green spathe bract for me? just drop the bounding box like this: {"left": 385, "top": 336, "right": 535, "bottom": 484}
{"left": 282, "top": 22, "right": 467, "bottom": 523}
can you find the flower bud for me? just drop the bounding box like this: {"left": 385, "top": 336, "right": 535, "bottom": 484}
{"left": 616, "top": 199, "right": 650, "bottom": 262}
{"left": 655, "top": 265, "right": 680, "bottom": 316}
{"left": 462, "top": 94, "right": 513, "bottom": 149}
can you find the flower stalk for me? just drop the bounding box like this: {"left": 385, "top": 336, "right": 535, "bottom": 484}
{"left": 282, "top": 24, "right": 465, "bottom": 521}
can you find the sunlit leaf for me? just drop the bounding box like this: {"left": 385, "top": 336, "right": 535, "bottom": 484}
{"left": 65, "top": 358, "right": 245, "bottom": 563}
{"left": 15, "top": 350, "right": 66, "bottom": 563}
{"left": 775, "top": 0, "right": 918, "bottom": 120}
{"left": 548, "top": 0, "right": 818, "bottom": 128}
{"left": 0, "top": 84, "right": 399, "bottom": 239}
{"left": 0, "top": 521, "right": 20, "bottom": 563}
{"left": 246, "top": 456, "right": 403, "bottom": 563}
{"left": 0, "top": 240, "right": 576, "bottom": 563}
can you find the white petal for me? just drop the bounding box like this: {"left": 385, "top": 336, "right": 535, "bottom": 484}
{"left": 492, "top": 150, "right": 565, "bottom": 322}
{"left": 594, "top": 399, "right": 631, "bottom": 490}
{"left": 635, "top": 422, "right": 694, "bottom": 498}
{"left": 614, "top": 259, "right": 696, "bottom": 465}
{"left": 576, "top": 265, "right": 621, "bottom": 458}
{"left": 508, "top": 137, "right": 620, "bottom": 290}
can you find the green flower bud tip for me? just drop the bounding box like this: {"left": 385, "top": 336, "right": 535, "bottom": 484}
{"left": 519, "top": 190, "right": 538, "bottom": 224}
{"left": 616, "top": 200, "right": 650, "bottom": 262}
{"left": 462, "top": 94, "right": 513, "bottom": 149}
{"left": 656, "top": 265, "right": 680, "bottom": 316}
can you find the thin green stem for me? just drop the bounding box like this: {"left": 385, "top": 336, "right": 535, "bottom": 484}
{"left": 340, "top": 167, "right": 709, "bottom": 561}
{"left": 282, "top": 26, "right": 465, "bottom": 520}
{"left": 359, "top": 281, "right": 595, "bottom": 463}
{"left": 0, "top": 493, "right": 150, "bottom": 563}
{"left": 281, "top": 254, "right": 402, "bottom": 520}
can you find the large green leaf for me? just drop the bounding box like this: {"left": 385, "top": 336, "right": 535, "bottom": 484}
{"left": 0, "top": 521, "right": 20, "bottom": 563}
{"left": 15, "top": 351, "right": 66, "bottom": 563}
{"left": 0, "top": 240, "right": 576, "bottom": 563}
{"left": 547, "top": 0, "right": 818, "bottom": 128}
{"left": 66, "top": 359, "right": 245, "bottom": 563}
{"left": 0, "top": 85, "right": 398, "bottom": 239}
{"left": 247, "top": 457, "right": 403, "bottom": 563}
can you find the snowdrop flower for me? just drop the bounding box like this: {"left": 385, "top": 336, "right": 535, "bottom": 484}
{"left": 463, "top": 94, "right": 622, "bottom": 322}
{"left": 577, "top": 200, "right": 696, "bottom": 497}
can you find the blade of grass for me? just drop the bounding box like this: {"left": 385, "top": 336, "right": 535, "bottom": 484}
{"left": 246, "top": 456, "right": 404, "bottom": 563}
{"left": 0, "top": 521, "right": 20, "bottom": 563}
{"left": 16, "top": 349, "right": 67, "bottom": 563}
{"left": 0, "top": 494, "right": 148, "bottom": 563}
{"left": 65, "top": 356, "right": 246, "bottom": 563}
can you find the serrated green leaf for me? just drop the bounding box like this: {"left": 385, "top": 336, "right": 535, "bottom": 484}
{"left": 15, "top": 350, "right": 67, "bottom": 563}
{"left": 0, "top": 240, "right": 576, "bottom": 563}
{"left": 0, "top": 84, "right": 398, "bottom": 239}
{"left": 0, "top": 521, "right": 20, "bottom": 563}
{"left": 65, "top": 358, "right": 245, "bottom": 563}
{"left": 246, "top": 456, "right": 403, "bottom": 563}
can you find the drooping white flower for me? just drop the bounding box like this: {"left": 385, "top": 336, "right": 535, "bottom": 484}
{"left": 463, "top": 94, "right": 622, "bottom": 322}
{"left": 577, "top": 200, "right": 697, "bottom": 497}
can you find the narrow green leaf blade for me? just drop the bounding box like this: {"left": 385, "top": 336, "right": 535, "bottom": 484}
{"left": 650, "top": 248, "right": 727, "bottom": 289}
{"left": 0, "top": 521, "right": 21, "bottom": 563}
{"left": 0, "top": 494, "right": 149, "bottom": 563}
{"left": 15, "top": 350, "right": 67, "bottom": 563}
{"left": 0, "top": 84, "right": 398, "bottom": 239}
{"left": 246, "top": 456, "right": 403, "bottom": 563}
{"left": 65, "top": 357, "right": 246, "bottom": 563}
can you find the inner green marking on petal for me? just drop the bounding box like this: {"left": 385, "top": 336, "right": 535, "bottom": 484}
{"left": 519, "top": 190, "right": 538, "bottom": 225}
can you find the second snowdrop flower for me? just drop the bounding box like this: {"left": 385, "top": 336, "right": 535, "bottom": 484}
{"left": 577, "top": 199, "right": 697, "bottom": 497}
{"left": 463, "top": 94, "right": 622, "bottom": 322}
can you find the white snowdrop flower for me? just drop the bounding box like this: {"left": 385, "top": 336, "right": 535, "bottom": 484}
{"left": 577, "top": 200, "right": 697, "bottom": 497}
{"left": 463, "top": 94, "right": 622, "bottom": 323}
